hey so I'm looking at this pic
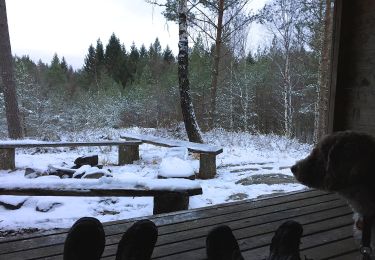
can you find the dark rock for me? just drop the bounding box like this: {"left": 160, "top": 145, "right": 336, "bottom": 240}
{"left": 74, "top": 155, "right": 98, "bottom": 167}
{"left": 83, "top": 172, "right": 105, "bottom": 179}
{"left": 36, "top": 202, "right": 63, "bottom": 212}
{"left": 47, "top": 165, "right": 75, "bottom": 178}
{"left": 24, "top": 168, "right": 48, "bottom": 179}
{"left": 0, "top": 198, "right": 27, "bottom": 210}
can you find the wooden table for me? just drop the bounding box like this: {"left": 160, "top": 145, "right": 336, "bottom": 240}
{"left": 0, "top": 189, "right": 359, "bottom": 259}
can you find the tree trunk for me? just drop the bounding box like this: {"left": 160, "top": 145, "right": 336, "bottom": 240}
{"left": 178, "top": 0, "right": 203, "bottom": 143}
{"left": 313, "top": 0, "right": 333, "bottom": 143}
{"left": 0, "top": 0, "right": 23, "bottom": 139}
{"left": 208, "top": 0, "right": 224, "bottom": 130}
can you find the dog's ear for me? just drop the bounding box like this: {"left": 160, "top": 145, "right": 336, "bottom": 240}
{"left": 326, "top": 136, "right": 373, "bottom": 190}
{"left": 325, "top": 139, "right": 352, "bottom": 190}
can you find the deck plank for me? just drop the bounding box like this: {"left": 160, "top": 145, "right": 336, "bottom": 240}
{"left": 0, "top": 190, "right": 360, "bottom": 260}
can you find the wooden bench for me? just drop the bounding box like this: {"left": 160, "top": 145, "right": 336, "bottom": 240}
{"left": 0, "top": 180, "right": 203, "bottom": 214}
{"left": 120, "top": 133, "right": 223, "bottom": 179}
{"left": 0, "top": 140, "right": 142, "bottom": 170}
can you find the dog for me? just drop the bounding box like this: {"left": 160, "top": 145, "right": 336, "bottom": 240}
{"left": 291, "top": 131, "right": 375, "bottom": 257}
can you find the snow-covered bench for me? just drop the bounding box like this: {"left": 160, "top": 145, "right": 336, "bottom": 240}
{"left": 0, "top": 140, "right": 142, "bottom": 170}
{"left": 0, "top": 177, "right": 203, "bottom": 214}
{"left": 120, "top": 133, "right": 223, "bottom": 179}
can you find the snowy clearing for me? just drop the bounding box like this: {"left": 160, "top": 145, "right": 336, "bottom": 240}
{"left": 0, "top": 127, "right": 311, "bottom": 236}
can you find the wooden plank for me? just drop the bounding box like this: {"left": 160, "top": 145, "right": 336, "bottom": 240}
{"left": 147, "top": 211, "right": 353, "bottom": 260}
{"left": 0, "top": 187, "right": 203, "bottom": 197}
{"left": 0, "top": 140, "right": 142, "bottom": 149}
{"left": 120, "top": 133, "right": 223, "bottom": 154}
{"left": 0, "top": 190, "right": 327, "bottom": 247}
{"left": 0, "top": 191, "right": 346, "bottom": 259}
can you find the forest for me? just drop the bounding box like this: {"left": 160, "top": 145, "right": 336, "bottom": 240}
{"left": 0, "top": 0, "right": 333, "bottom": 143}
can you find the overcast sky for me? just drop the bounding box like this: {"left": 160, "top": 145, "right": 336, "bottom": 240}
{"left": 6, "top": 0, "right": 269, "bottom": 69}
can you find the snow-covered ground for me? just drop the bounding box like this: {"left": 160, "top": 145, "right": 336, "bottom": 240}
{"left": 0, "top": 127, "right": 311, "bottom": 236}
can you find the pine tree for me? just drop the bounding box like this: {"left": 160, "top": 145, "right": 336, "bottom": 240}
{"left": 128, "top": 42, "right": 140, "bottom": 84}
{"left": 95, "top": 39, "right": 105, "bottom": 67}
{"left": 84, "top": 45, "right": 97, "bottom": 78}
{"left": 104, "top": 33, "right": 129, "bottom": 87}
{"left": 163, "top": 45, "right": 175, "bottom": 64}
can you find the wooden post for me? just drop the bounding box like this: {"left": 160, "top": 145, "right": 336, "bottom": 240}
{"left": 197, "top": 153, "right": 217, "bottom": 179}
{"left": 153, "top": 192, "right": 189, "bottom": 214}
{"left": 118, "top": 144, "right": 139, "bottom": 165}
{"left": 0, "top": 148, "right": 15, "bottom": 170}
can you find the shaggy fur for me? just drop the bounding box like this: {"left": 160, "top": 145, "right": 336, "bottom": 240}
{"left": 291, "top": 131, "right": 375, "bottom": 255}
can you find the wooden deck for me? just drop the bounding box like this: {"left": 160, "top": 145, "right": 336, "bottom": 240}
{"left": 0, "top": 189, "right": 359, "bottom": 259}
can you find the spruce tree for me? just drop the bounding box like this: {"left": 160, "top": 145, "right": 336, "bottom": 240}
{"left": 83, "top": 45, "right": 97, "bottom": 79}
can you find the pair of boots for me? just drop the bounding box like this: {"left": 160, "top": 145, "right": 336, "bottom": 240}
{"left": 63, "top": 217, "right": 303, "bottom": 260}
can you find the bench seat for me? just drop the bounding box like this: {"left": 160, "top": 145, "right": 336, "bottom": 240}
{"left": 0, "top": 140, "right": 142, "bottom": 170}
{"left": 0, "top": 177, "right": 203, "bottom": 214}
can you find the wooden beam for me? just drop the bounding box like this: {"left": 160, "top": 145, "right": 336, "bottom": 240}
{"left": 0, "top": 187, "right": 203, "bottom": 197}
{"left": 0, "top": 140, "right": 142, "bottom": 149}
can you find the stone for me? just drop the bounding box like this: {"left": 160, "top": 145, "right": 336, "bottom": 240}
{"left": 235, "top": 173, "right": 297, "bottom": 186}
{"left": 74, "top": 155, "right": 98, "bottom": 167}
{"left": 0, "top": 197, "right": 28, "bottom": 210}
{"left": 36, "top": 201, "right": 63, "bottom": 212}
{"left": 24, "top": 168, "right": 48, "bottom": 179}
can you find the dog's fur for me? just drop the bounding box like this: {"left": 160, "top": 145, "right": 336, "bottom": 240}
{"left": 291, "top": 131, "right": 375, "bottom": 254}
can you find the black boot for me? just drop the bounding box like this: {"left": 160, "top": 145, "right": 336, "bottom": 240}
{"left": 115, "top": 219, "right": 158, "bottom": 260}
{"left": 267, "top": 220, "right": 303, "bottom": 260}
{"left": 63, "top": 217, "right": 105, "bottom": 260}
{"left": 206, "top": 225, "right": 244, "bottom": 260}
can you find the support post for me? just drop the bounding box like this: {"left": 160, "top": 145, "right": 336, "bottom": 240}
{"left": 153, "top": 192, "right": 189, "bottom": 214}
{"left": 118, "top": 144, "right": 139, "bottom": 165}
{"left": 0, "top": 148, "right": 15, "bottom": 170}
{"left": 197, "top": 153, "right": 217, "bottom": 179}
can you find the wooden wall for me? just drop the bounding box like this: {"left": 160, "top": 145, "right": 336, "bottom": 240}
{"left": 329, "top": 0, "right": 375, "bottom": 135}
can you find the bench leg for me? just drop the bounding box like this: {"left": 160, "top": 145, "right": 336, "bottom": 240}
{"left": 0, "top": 148, "right": 15, "bottom": 170}
{"left": 153, "top": 192, "right": 189, "bottom": 214}
{"left": 197, "top": 153, "right": 217, "bottom": 179}
{"left": 118, "top": 144, "right": 139, "bottom": 165}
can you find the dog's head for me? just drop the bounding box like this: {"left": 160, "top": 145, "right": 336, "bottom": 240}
{"left": 291, "top": 131, "right": 375, "bottom": 191}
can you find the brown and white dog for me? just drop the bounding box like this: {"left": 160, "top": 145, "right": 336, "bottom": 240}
{"left": 291, "top": 131, "right": 375, "bottom": 256}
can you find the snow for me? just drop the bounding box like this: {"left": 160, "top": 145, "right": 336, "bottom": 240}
{"left": 0, "top": 127, "right": 311, "bottom": 233}
{"left": 159, "top": 157, "right": 194, "bottom": 178}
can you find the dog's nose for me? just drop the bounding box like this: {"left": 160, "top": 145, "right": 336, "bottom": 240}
{"left": 291, "top": 164, "right": 298, "bottom": 174}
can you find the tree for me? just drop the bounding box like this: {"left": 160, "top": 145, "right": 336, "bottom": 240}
{"left": 0, "top": 0, "right": 23, "bottom": 138}
{"left": 105, "top": 33, "right": 129, "bottom": 87}
{"left": 312, "top": 0, "right": 333, "bottom": 143}
{"left": 259, "top": 0, "right": 304, "bottom": 138}
{"left": 147, "top": 0, "right": 256, "bottom": 129}
{"left": 178, "top": 0, "right": 203, "bottom": 143}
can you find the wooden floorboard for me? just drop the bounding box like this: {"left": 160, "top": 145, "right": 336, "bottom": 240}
{"left": 0, "top": 190, "right": 360, "bottom": 260}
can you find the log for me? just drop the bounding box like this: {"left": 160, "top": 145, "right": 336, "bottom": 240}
{"left": 197, "top": 153, "right": 217, "bottom": 179}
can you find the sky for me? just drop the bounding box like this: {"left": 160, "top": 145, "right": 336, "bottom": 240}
{"left": 6, "top": 0, "right": 269, "bottom": 70}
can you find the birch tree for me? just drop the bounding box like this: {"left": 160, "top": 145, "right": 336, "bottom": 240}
{"left": 259, "top": 0, "right": 303, "bottom": 138}
{"left": 0, "top": 0, "right": 23, "bottom": 138}
{"left": 147, "top": 0, "right": 255, "bottom": 129}
{"left": 178, "top": 0, "right": 203, "bottom": 143}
